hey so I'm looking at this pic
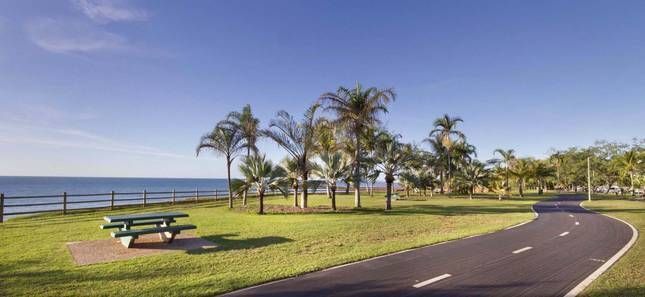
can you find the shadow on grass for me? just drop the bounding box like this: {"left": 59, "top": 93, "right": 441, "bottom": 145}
{"left": 192, "top": 233, "right": 293, "bottom": 254}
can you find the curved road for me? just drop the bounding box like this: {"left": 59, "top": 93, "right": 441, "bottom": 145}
{"left": 223, "top": 195, "right": 635, "bottom": 297}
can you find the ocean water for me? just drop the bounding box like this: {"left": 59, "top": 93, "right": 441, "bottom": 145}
{"left": 0, "top": 176, "right": 230, "bottom": 218}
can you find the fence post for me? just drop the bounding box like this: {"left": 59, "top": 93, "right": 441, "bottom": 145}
{"left": 110, "top": 191, "right": 115, "bottom": 210}
{"left": 172, "top": 189, "right": 176, "bottom": 205}
{"left": 196, "top": 188, "right": 199, "bottom": 204}
{"left": 63, "top": 192, "right": 67, "bottom": 215}
{"left": 143, "top": 190, "right": 147, "bottom": 207}
{"left": 0, "top": 193, "right": 4, "bottom": 223}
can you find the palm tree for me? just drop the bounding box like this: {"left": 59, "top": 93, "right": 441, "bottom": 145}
{"left": 196, "top": 122, "right": 245, "bottom": 209}
{"left": 494, "top": 149, "right": 516, "bottom": 196}
{"left": 398, "top": 171, "right": 417, "bottom": 198}
{"left": 319, "top": 82, "right": 396, "bottom": 208}
{"left": 372, "top": 132, "right": 413, "bottom": 210}
{"left": 619, "top": 149, "right": 640, "bottom": 195}
{"left": 455, "top": 160, "right": 489, "bottom": 199}
{"left": 533, "top": 161, "right": 555, "bottom": 195}
{"left": 281, "top": 157, "right": 300, "bottom": 207}
{"left": 231, "top": 154, "right": 287, "bottom": 215}
{"left": 312, "top": 152, "right": 349, "bottom": 210}
{"left": 225, "top": 104, "right": 260, "bottom": 206}
{"left": 426, "top": 135, "right": 447, "bottom": 194}
{"left": 262, "top": 104, "right": 319, "bottom": 208}
{"left": 428, "top": 114, "right": 465, "bottom": 194}
{"left": 511, "top": 158, "right": 533, "bottom": 197}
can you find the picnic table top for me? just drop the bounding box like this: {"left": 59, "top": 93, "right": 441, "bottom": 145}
{"left": 104, "top": 212, "right": 188, "bottom": 223}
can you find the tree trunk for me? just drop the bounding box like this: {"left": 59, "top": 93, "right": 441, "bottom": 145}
{"left": 406, "top": 189, "right": 410, "bottom": 197}
{"left": 293, "top": 183, "right": 299, "bottom": 207}
{"left": 354, "top": 129, "right": 361, "bottom": 208}
{"left": 440, "top": 171, "right": 445, "bottom": 194}
{"left": 430, "top": 189, "right": 433, "bottom": 198}
{"left": 469, "top": 186, "right": 473, "bottom": 199}
{"left": 345, "top": 181, "right": 350, "bottom": 194}
{"left": 301, "top": 172, "right": 308, "bottom": 208}
{"left": 423, "top": 188, "right": 427, "bottom": 197}
{"left": 630, "top": 172, "right": 635, "bottom": 196}
{"left": 519, "top": 179, "right": 524, "bottom": 197}
{"left": 258, "top": 191, "right": 264, "bottom": 215}
{"left": 331, "top": 185, "right": 337, "bottom": 211}
{"left": 385, "top": 175, "right": 394, "bottom": 210}
{"left": 226, "top": 159, "right": 233, "bottom": 209}
{"left": 447, "top": 153, "right": 452, "bottom": 194}
{"left": 326, "top": 185, "right": 331, "bottom": 198}
{"left": 243, "top": 147, "right": 250, "bottom": 206}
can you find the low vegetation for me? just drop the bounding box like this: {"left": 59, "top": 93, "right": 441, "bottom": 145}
{"left": 0, "top": 192, "right": 544, "bottom": 296}
{"left": 581, "top": 197, "right": 644, "bottom": 297}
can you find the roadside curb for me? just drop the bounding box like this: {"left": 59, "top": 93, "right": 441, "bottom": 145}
{"left": 563, "top": 200, "right": 639, "bottom": 297}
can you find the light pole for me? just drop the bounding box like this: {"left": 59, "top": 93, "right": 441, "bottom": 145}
{"left": 587, "top": 157, "right": 592, "bottom": 201}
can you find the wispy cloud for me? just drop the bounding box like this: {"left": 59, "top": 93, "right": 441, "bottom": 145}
{"left": 72, "top": 0, "right": 148, "bottom": 23}
{"left": 25, "top": 18, "right": 128, "bottom": 53}
{"left": 0, "top": 103, "right": 188, "bottom": 159}
{"left": 0, "top": 123, "right": 189, "bottom": 159}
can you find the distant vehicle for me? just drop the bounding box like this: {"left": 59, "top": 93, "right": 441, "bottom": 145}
{"left": 608, "top": 186, "right": 622, "bottom": 194}
{"left": 634, "top": 188, "right": 644, "bottom": 195}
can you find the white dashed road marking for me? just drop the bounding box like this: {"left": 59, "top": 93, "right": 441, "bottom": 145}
{"left": 512, "top": 247, "right": 533, "bottom": 254}
{"left": 560, "top": 232, "right": 570, "bottom": 237}
{"left": 413, "top": 274, "right": 452, "bottom": 288}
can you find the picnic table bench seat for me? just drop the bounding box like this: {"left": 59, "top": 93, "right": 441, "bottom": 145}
{"left": 112, "top": 224, "right": 196, "bottom": 247}
{"left": 100, "top": 219, "right": 176, "bottom": 229}
{"left": 100, "top": 212, "right": 196, "bottom": 248}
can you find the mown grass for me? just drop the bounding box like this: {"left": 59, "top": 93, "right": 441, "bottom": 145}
{"left": 580, "top": 196, "right": 645, "bottom": 297}
{"left": 0, "top": 192, "right": 546, "bottom": 297}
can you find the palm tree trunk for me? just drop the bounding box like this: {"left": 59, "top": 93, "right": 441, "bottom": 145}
{"left": 301, "top": 172, "right": 308, "bottom": 208}
{"left": 469, "top": 186, "right": 473, "bottom": 199}
{"left": 326, "top": 185, "right": 331, "bottom": 198}
{"left": 430, "top": 189, "right": 433, "bottom": 198}
{"left": 331, "top": 185, "right": 337, "bottom": 211}
{"left": 440, "top": 171, "right": 445, "bottom": 194}
{"left": 447, "top": 153, "right": 452, "bottom": 194}
{"left": 385, "top": 180, "right": 392, "bottom": 210}
{"left": 258, "top": 191, "right": 264, "bottom": 215}
{"left": 519, "top": 179, "right": 524, "bottom": 197}
{"left": 226, "top": 159, "right": 233, "bottom": 209}
{"left": 243, "top": 148, "right": 250, "bottom": 206}
{"left": 630, "top": 172, "right": 635, "bottom": 196}
{"left": 293, "top": 184, "right": 299, "bottom": 207}
{"left": 354, "top": 130, "right": 361, "bottom": 208}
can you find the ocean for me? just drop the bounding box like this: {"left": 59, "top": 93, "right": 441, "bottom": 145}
{"left": 0, "top": 176, "right": 230, "bottom": 218}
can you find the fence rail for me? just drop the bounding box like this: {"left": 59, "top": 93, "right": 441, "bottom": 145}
{"left": 0, "top": 186, "right": 392, "bottom": 223}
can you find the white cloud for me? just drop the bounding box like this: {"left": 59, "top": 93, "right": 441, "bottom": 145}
{"left": 73, "top": 0, "right": 148, "bottom": 23}
{"left": 25, "top": 18, "right": 128, "bottom": 53}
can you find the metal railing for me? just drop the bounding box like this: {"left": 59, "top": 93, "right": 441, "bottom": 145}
{"left": 0, "top": 189, "right": 231, "bottom": 222}
{"left": 0, "top": 186, "right": 391, "bottom": 223}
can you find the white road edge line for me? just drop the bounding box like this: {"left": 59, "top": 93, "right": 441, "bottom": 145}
{"left": 564, "top": 200, "right": 639, "bottom": 297}
{"left": 505, "top": 204, "right": 539, "bottom": 230}
{"left": 512, "top": 246, "right": 533, "bottom": 254}
{"left": 559, "top": 232, "right": 570, "bottom": 237}
{"left": 413, "top": 274, "right": 452, "bottom": 288}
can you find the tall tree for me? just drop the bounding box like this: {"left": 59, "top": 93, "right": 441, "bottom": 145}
{"left": 511, "top": 158, "right": 533, "bottom": 197}
{"left": 312, "top": 152, "right": 349, "bottom": 210}
{"left": 262, "top": 104, "right": 319, "bottom": 208}
{"left": 225, "top": 104, "right": 260, "bottom": 206}
{"left": 281, "top": 157, "right": 300, "bottom": 207}
{"left": 619, "top": 149, "right": 640, "bottom": 195}
{"left": 319, "top": 82, "right": 395, "bottom": 208}
{"left": 428, "top": 114, "right": 466, "bottom": 194}
{"left": 231, "top": 154, "right": 287, "bottom": 215}
{"left": 372, "top": 132, "right": 413, "bottom": 210}
{"left": 455, "top": 160, "right": 489, "bottom": 199}
{"left": 494, "top": 148, "right": 516, "bottom": 196}
{"left": 196, "top": 123, "right": 246, "bottom": 208}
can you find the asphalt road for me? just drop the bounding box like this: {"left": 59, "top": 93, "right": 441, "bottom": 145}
{"left": 223, "top": 195, "right": 635, "bottom": 297}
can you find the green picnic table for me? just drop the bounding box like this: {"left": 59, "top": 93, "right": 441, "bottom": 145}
{"left": 100, "top": 212, "right": 196, "bottom": 248}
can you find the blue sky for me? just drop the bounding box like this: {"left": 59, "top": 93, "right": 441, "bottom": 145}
{"left": 0, "top": 0, "right": 643, "bottom": 178}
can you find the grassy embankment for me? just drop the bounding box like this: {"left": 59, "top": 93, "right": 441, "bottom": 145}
{"left": 580, "top": 196, "right": 644, "bottom": 297}
{"left": 0, "top": 192, "right": 546, "bottom": 296}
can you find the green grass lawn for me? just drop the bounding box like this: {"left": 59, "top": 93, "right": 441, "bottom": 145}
{"left": 0, "top": 192, "right": 545, "bottom": 296}
{"left": 580, "top": 197, "right": 645, "bottom": 297}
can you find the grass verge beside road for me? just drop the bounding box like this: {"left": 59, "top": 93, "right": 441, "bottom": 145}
{"left": 0, "top": 192, "right": 545, "bottom": 297}
{"left": 581, "top": 198, "right": 645, "bottom": 297}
